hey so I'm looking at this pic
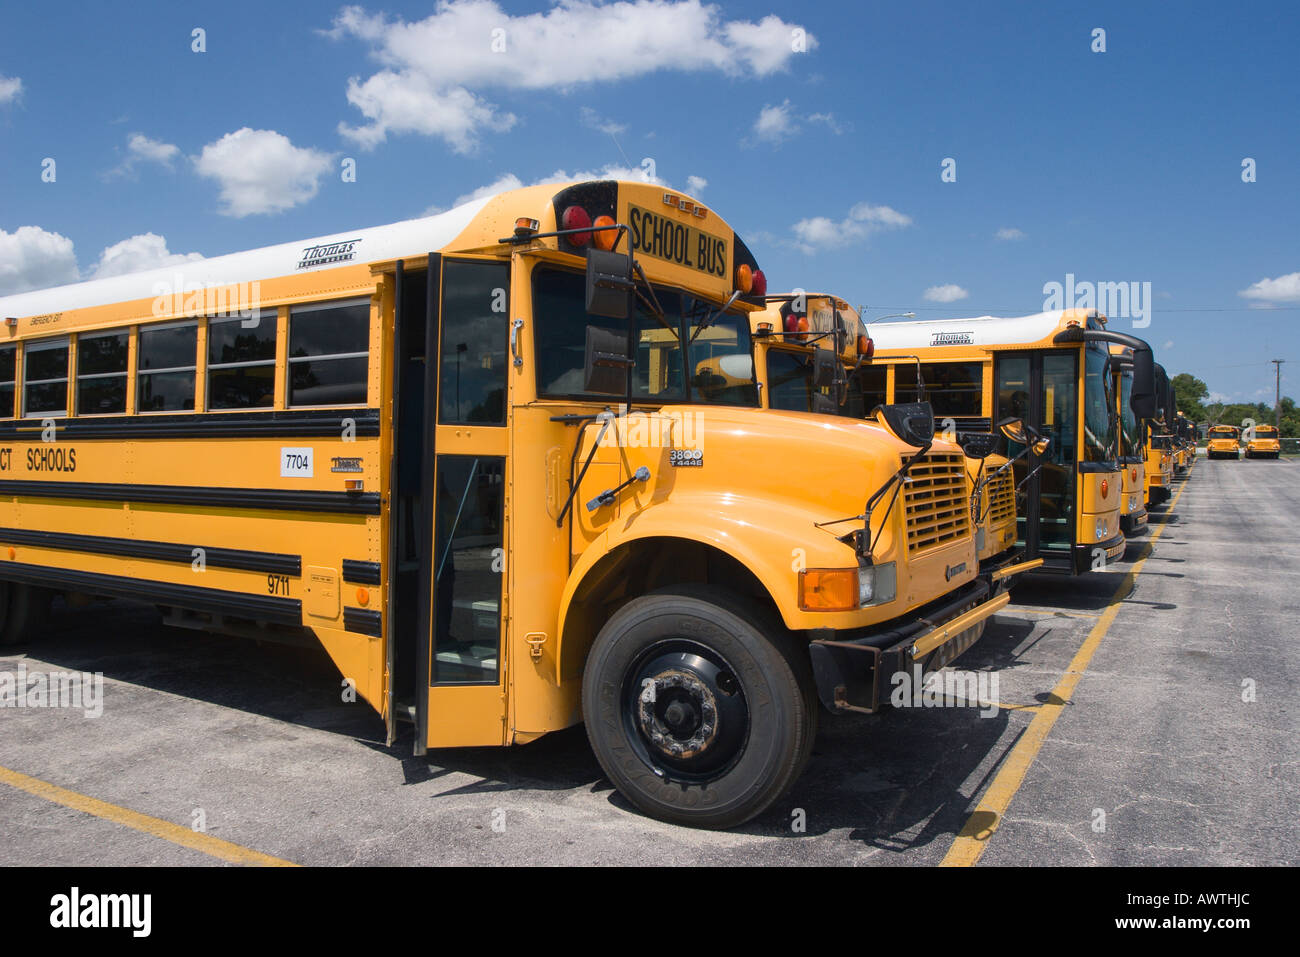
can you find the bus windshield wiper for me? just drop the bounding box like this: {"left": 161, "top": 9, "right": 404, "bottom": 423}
{"left": 689, "top": 290, "right": 742, "bottom": 345}
{"left": 632, "top": 261, "right": 678, "bottom": 341}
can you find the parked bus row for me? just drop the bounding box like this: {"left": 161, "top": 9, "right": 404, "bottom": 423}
{"left": 0, "top": 179, "right": 1187, "bottom": 828}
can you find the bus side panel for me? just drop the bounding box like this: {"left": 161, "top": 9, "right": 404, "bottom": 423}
{"left": 0, "top": 430, "right": 388, "bottom": 714}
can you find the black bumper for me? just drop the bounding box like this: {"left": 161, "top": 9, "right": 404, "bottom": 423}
{"left": 1120, "top": 510, "right": 1148, "bottom": 536}
{"left": 806, "top": 578, "right": 991, "bottom": 714}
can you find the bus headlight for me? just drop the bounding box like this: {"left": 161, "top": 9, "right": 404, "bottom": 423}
{"left": 1095, "top": 517, "right": 1107, "bottom": 540}
{"left": 860, "top": 562, "right": 897, "bottom": 606}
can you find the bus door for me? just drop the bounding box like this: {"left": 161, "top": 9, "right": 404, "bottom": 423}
{"left": 995, "top": 351, "right": 1079, "bottom": 566}
{"left": 392, "top": 256, "right": 512, "bottom": 754}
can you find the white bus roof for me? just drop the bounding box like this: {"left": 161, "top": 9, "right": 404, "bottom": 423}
{"left": 0, "top": 195, "right": 494, "bottom": 320}
{"left": 865, "top": 310, "right": 1070, "bottom": 350}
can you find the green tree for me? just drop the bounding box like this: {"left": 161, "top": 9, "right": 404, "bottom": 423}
{"left": 1171, "top": 372, "right": 1208, "bottom": 423}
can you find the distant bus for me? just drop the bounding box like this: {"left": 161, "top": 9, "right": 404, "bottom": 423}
{"left": 748, "top": 293, "right": 1034, "bottom": 580}
{"left": 1109, "top": 344, "right": 1148, "bottom": 536}
{"left": 1246, "top": 424, "right": 1281, "bottom": 459}
{"left": 1207, "top": 425, "right": 1242, "bottom": 459}
{"left": 845, "top": 309, "right": 1158, "bottom": 574}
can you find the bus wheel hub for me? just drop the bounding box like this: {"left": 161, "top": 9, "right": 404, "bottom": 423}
{"left": 638, "top": 670, "right": 719, "bottom": 759}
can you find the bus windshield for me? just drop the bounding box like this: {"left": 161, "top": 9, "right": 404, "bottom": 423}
{"left": 1209, "top": 427, "right": 1239, "bottom": 438}
{"left": 1255, "top": 426, "right": 1278, "bottom": 438}
{"left": 531, "top": 264, "right": 757, "bottom": 407}
{"left": 1118, "top": 371, "right": 1141, "bottom": 458}
{"left": 1083, "top": 345, "right": 1117, "bottom": 463}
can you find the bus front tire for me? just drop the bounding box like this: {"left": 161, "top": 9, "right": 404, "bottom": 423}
{"left": 582, "top": 585, "right": 814, "bottom": 830}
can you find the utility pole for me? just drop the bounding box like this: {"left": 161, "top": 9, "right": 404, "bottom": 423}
{"left": 1272, "top": 359, "right": 1285, "bottom": 429}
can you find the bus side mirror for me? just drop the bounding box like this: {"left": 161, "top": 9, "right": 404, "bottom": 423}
{"left": 585, "top": 248, "right": 633, "bottom": 320}
{"left": 812, "top": 347, "right": 838, "bottom": 388}
{"left": 999, "top": 417, "right": 1052, "bottom": 456}
{"left": 875, "top": 401, "right": 935, "bottom": 449}
{"left": 584, "top": 325, "right": 632, "bottom": 395}
{"left": 958, "top": 432, "right": 997, "bottom": 459}
{"left": 1131, "top": 351, "right": 1157, "bottom": 420}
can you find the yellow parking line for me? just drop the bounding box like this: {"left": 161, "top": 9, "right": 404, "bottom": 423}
{"left": 0, "top": 764, "right": 298, "bottom": 867}
{"left": 940, "top": 481, "right": 1188, "bottom": 866}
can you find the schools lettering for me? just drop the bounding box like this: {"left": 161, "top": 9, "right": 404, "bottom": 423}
{"left": 27, "top": 446, "right": 77, "bottom": 472}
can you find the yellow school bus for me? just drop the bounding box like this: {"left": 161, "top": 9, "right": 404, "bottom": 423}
{"left": 0, "top": 179, "right": 1008, "bottom": 828}
{"left": 1141, "top": 363, "right": 1176, "bottom": 506}
{"left": 750, "top": 294, "right": 1029, "bottom": 578}
{"left": 840, "top": 309, "right": 1157, "bottom": 574}
{"left": 1173, "top": 412, "right": 1193, "bottom": 473}
{"left": 1245, "top": 423, "right": 1281, "bottom": 459}
{"left": 1109, "top": 344, "right": 1148, "bottom": 536}
{"left": 1206, "top": 424, "right": 1242, "bottom": 460}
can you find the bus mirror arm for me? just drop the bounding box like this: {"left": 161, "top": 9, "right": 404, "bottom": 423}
{"left": 586, "top": 466, "right": 651, "bottom": 512}
{"left": 553, "top": 411, "right": 616, "bottom": 528}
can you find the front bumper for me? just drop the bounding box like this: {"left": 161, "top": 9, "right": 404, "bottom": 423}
{"left": 1120, "top": 508, "right": 1148, "bottom": 536}
{"left": 807, "top": 578, "right": 1008, "bottom": 714}
{"left": 1071, "top": 532, "right": 1126, "bottom": 574}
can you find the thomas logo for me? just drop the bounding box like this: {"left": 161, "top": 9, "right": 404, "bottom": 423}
{"left": 931, "top": 331, "right": 974, "bottom": 346}
{"left": 298, "top": 239, "right": 362, "bottom": 270}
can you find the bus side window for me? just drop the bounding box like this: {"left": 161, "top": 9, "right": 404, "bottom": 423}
{"left": 138, "top": 322, "right": 198, "bottom": 412}
{"left": 76, "top": 329, "right": 129, "bottom": 415}
{"left": 24, "top": 337, "right": 70, "bottom": 418}
{"left": 288, "top": 299, "right": 370, "bottom": 407}
{"left": 856, "top": 364, "right": 886, "bottom": 417}
{"left": 0, "top": 345, "right": 16, "bottom": 417}
{"left": 439, "top": 260, "right": 509, "bottom": 425}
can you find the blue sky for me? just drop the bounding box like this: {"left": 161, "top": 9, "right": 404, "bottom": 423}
{"left": 1, "top": 0, "right": 1296, "bottom": 403}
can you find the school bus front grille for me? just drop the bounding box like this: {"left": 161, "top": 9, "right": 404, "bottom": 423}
{"left": 903, "top": 452, "right": 971, "bottom": 553}
{"left": 987, "top": 470, "right": 1015, "bottom": 525}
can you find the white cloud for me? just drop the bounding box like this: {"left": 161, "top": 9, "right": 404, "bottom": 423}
{"left": 923, "top": 284, "right": 970, "bottom": 303}
{"left": 580, "top": 107, "right": 627, "bottom": 137}
{"left": 0, "top": 226, "right": 79, "bottom": 295}
{"left": 0, "top": 226, "right": 207, "bottom": 295}
{"left": 1238, "top": 271, "right": 1300, "bottom": 303}
{"left": 422, "top": 173, "right": 525, "bottom": 216}
{"left": 90, "top": 233, "right": 204, "bottom": 279}
{"left": 194, "top": 128, "right": 334, "bottom": 217}
{"left": 792, "top": 202, "right": 912, "bottom": 253}
{"left": 1207, "top": 391, "right": 1231, "bottom": 404}
{"left": 106, "top": 133, "right": 181, "bottom": 179}
{"left": 751, "top": 100, "right": 841, "bottom": 145}
{"left": 1163, "top": 340, "right": 1174, "bottom": 349}
{"left": 806, "top": 112, "right": 844, "bottom": 134}
{"left": 420, "top": 164, "right": 674, "bottom": 218}
{"left": 0, "top": 75, "right": 21, "bottom": 106}
{"left": 995, "top": 227, "right": 1025, "bottom": 240}
{"left": 328, "top": 0, "right": 813, "bottom": 152}
{"left": 126, "top": 133, "right": 180, "bottom": 166}
{"left": 686, "top": 175, "right": 707, "bottom": 197}
{"left": 754, "top": 100, "right": 797, "bottom": 143}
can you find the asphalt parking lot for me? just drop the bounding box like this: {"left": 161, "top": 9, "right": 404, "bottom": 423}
{"left": 2, "top": 454, "right": 1296, "bottom": 866}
